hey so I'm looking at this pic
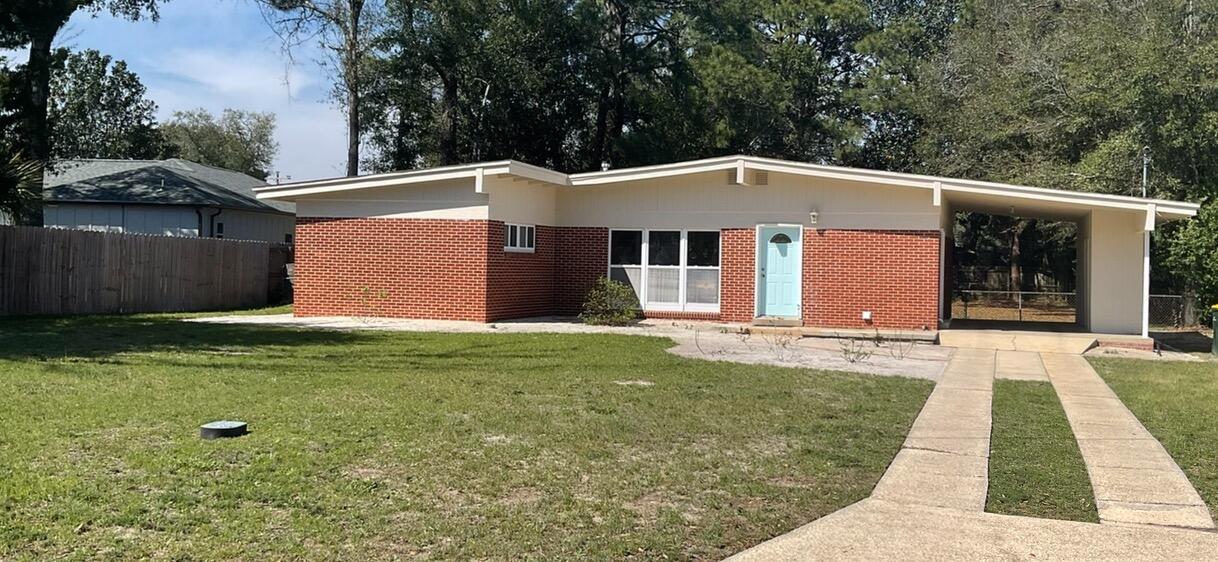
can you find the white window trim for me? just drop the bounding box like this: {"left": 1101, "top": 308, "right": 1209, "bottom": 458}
{"left": 608, "top": 228, "right": 721, "bottom": 314}
{"left": 504, "top": 223, "right": 536, "bottom": 253}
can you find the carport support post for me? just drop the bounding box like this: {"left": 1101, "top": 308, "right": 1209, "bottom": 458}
{"left": 1142, "top": 230, "right": 1151, "bottom": 338}
{"left": 1142, "top": 204, "right": 1155, "bottom": 339}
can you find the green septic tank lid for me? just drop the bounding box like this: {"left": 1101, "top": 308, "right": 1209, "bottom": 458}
{"left": 200, "top": 420, "right": 248, "bottom": 439}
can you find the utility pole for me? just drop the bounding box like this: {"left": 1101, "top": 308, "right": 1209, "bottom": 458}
{"left": 1141, "top": 146, "right": 1152, "bottom": 198}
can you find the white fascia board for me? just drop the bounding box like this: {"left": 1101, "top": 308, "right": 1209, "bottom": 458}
{"left": 508, "top": 161, "right": 570, "bottom": 185}
{"left": 569, "top": 156, "right": 741, "bottom": 185}
{"left": 940, "top": 182, "right": 1199, "bottom": 219}
{"left": 254, "top": 161, "right": 514, "bottom": 200}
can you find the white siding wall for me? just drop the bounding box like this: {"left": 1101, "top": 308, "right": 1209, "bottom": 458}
{"left": 1086, "top": 208, "right": 1146, "bottom": 334}
{"left": 294, "top": 178, "right": 489, "bottom": 220}
{"left": 487, "top": 177, "right": 557, "bottom": 225}
{"left": 556, "top": 171, "right": 940, "bottom": 230}
{"left": 288, "top": 172, "right": 938, "bottom": 230}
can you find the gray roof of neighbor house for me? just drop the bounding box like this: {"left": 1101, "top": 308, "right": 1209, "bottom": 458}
{"left": 46, "top": 158, "right": 295, "bottom": 214}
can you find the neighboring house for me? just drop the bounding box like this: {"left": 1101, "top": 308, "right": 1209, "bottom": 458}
{"left": 43, "top": 158, "right": 295, "bottom": 243}
{"left": 255, "top": 155, "right": 1198, "bottom": 336}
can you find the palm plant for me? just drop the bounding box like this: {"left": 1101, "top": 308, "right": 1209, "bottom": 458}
{"left": 0, "top": 143, "right": 41, "bottom": 224}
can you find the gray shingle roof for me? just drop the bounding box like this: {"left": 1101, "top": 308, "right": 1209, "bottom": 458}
{"left": 45, "top": 159, "right": 295, "bottom": 214}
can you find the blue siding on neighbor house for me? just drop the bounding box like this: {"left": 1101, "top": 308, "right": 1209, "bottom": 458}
{"left": 42, "top": 203, "right": 296, "bottom": 243}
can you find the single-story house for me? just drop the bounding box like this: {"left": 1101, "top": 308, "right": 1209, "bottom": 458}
{"left": 41, "top": 158, "right": 295, "bottom": 243}
{"left": 255, "top": 155, "right": 1198, "bottom": 336}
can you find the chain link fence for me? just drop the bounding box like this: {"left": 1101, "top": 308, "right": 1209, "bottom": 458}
{"left": 952, "top": 292, "right": 1202, "bottom": 329}
{"left": 952, "top": 290, "right": 1077, "bottom": 323}
{"left": 1148, "top": 295, "right": 1202, "bottom": 330}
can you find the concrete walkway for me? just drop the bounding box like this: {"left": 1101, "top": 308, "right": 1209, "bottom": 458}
{"left": 725, "top": 498, "right": 1218, "bottom": 561}
{"left": 1043, "top": 352, "right": 1216, "bottom": 530}
{"left": 731, "top": 340, "right": 1218, "bottom": 560}
{"left": 871, "top": 348, "right": 994, "bottom": 511}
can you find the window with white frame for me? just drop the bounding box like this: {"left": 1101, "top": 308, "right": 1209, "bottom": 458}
{"left": 609, "top": 230, "right": 643, "bottom": 299}
{"left": 608, "top": 229, "right": 720, "bottom": 312}
{"left": 504, "top": 223, "right": 535, "bottom": 252}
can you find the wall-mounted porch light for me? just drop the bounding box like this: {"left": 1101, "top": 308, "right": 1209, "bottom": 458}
{"left": 809, "top": 209, "right": 819, "bottom": 225}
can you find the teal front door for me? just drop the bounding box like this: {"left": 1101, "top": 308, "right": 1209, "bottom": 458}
{"left": 758, "top": 226, "right": 802, "bottom": 318}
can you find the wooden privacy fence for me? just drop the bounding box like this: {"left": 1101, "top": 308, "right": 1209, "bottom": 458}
{"left": 0, "top": 226, "right": 291, "bottom": 316}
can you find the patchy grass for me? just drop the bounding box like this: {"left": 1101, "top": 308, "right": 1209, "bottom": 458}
{"left": 986, "top": 380, "right": 1097, "bottom": 522}
{"left": 1091, "top": 357, "right": 1218, "bottom": 516}
{"left": 174, "top": 304, "right": 294, "bottom": 318}
{"left": 0, "top": 314, "right": 932, "bottom": 561}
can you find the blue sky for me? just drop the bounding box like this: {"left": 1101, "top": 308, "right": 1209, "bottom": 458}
{"left": 7, "top": 0, "right": 348, "bottom": 181}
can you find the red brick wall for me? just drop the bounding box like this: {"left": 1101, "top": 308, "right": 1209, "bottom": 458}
{"left": 294, "top": 217, "right": 492, "bottom": 321}
{"left": 554, "top": 227, "right": 608, "bottom": 315}
{"left": 486, "top": 223, "right": 557, "bottom": 321}
{"left": 720, "top": 228, "right": 756, "bottom": 323}
{"left": 804, "top": 229, "right": 940, "bottom": 330}
{"left": 296, "top": 220, "right": 939, "bottom": 329}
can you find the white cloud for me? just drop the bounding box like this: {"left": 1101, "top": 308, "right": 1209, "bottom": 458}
{"left": 150, "top": 47, "right": 318, "bottom": 102}
{"left": 0, "top": 0, "right": 353, "bottom": 182}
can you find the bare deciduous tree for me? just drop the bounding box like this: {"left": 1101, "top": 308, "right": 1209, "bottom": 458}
{"left": 258, "top": 0, "right": 382, "bottom": 177}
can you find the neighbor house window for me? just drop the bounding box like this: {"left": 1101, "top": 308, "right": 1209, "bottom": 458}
{"left": 215, "top": 222, "right": 225, "bottom": 239}
{"left": 505, "top": 223, "right": 535, "bottom": 252}
{"left": 608, "top": 229, "right": 720, "bottom": 312}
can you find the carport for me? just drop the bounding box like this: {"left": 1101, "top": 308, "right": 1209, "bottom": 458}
{"left": 932, "top": 180, "right": 1198, "bottom": 337}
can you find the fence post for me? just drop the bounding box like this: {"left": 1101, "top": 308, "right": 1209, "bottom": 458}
{"left": 1018, "top": 292, "right": 1023, "bottom": 322}
{"left": 1183, "top": 294, "right": 1196, "bottom": 328}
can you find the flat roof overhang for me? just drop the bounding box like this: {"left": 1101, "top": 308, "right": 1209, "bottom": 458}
{"left": 253, "top": 155, "right": 1199, "bottom": 225}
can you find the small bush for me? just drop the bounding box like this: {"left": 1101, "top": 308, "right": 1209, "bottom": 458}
{"left": 580, "top": 277, "right": 640, "bottom": 325}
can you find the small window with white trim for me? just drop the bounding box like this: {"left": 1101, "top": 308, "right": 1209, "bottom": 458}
{"left": 504, "top": 223, "right": 535, "bottom": 252}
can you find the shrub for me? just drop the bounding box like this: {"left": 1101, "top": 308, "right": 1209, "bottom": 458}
{"left": 580, "top": 277, "right": 640, "bottom": 325}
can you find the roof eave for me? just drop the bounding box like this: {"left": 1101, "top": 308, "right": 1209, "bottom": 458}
{"left": 252, "top": 154, "right": 1201, "bottom": 219}
{"left": 254, "top": 160, "right": 557, "bottom": 200}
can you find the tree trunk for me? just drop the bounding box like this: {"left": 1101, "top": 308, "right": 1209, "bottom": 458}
{"left": 589, "top": 83, "right": 610, "bottom": 169}
{"left": 438, "top": 71, "right": 459, "bottom": 165}
{"left": 607, "top": 73, "right": 625, "bottom": 167}
{"left": 21, "top": 30, "right": 55, "bottom": 226}
{"left": 346, "top": 81, "right": 360, "bottom": 176}
{"left": 344, "top": 1, "right": 364, "bottom": 177}
{"left": 606, "top": 7, "right": 627, "bottom": 168}
{"left": 1009, "top": 219, "right": 1026, "bottom": 292}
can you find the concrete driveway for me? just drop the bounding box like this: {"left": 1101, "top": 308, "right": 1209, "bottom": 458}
{"left": 729, "top": 340, "right": 1217, "bottom": 561}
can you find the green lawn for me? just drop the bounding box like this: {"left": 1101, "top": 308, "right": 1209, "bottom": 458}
{"left": 0, "top": 315, "right": 932, "bottom": 561}
{"left": 1091, "top": 357, "right": 1218, "bottom": 516}
{"left": 985, "top": 379, "right": 1098, "bottom": 522}
{"left": 173, "top": 303, "right": 294, "bottom": 318}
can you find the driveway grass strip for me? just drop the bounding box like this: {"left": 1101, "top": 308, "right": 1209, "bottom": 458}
{"left": 986, "top": 379, "right": 1098, "bottom": 522}
{"left": 1091, "top": 357, "right": 1218, "bottom": 517}
{"left": 0, "top": 314, "right": 932, "bottom": 561}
